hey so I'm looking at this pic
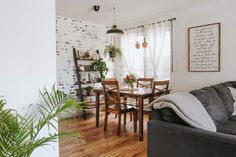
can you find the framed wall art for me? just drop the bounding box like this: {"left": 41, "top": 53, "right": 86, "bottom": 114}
{"left": 188, "top": 23, "right": 221, "bottom": 72}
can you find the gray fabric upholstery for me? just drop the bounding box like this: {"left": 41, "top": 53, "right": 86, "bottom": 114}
{"left": 148, "top": 120, "right": 236, "bottom": 157}
{"left": 229, "top": 115, "right": 236, "bottom": 121}
{"left": 159, "top": 108, "right": 189, "bottom": 126}
{"left": 190, "top": 87, "right": 228, "bottom": 126}
{"left": 228, "top": 81, "right": 236, "bottom": 88}
{"left": 148, "top": 81, "right": 236, "bottom": 157}
{"left": 217, "top": 120, "right": 236, "bottom": 135}
{"left": 213, "top": 84, "right": 235, "bottom": 114}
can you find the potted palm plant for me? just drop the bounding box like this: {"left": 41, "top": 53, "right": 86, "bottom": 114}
{"left": 104, "top": 44, "right": 122, "bottom": 62}
{"left": 0, "top": 86, "right": 84, "bottom": 157}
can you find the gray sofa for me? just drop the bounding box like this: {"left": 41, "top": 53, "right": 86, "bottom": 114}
{"left": 148, "top": 81, "right": 236, "bottom": 157}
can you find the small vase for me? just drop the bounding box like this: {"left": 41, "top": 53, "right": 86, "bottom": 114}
{"left": 128, "top": 83, "right": 134, "bottom": 90}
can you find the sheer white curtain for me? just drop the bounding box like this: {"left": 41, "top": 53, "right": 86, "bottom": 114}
{"left": 121, "top": 29, "right": 144, "bottom": 77}
{"left": 145, "top": 22, "right": 171, "bottom": 80}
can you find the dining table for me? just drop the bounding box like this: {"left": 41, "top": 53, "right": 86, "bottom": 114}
{"left": 94, "top": 87, "right": 161, "bottom": 142}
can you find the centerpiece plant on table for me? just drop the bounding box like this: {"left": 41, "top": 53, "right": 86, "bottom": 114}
{"left": 124, "top": 74, "right": 136, "bottom": 90}
{"left": 0, "top": 85, "right": 84, "bottom": 157}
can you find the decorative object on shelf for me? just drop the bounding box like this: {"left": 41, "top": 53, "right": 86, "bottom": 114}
{"left": 142, "top": 37, "right": 148, "bottom": 48}
{"left": 188, "top": 23, "right": 221, "bottom": 72}
{"left": 84, "top": 51, "right": 91, "bottom": 59}
{"left": 124, "top": 73, "right": 136, "bottom": 90}
{"left": 135, "top": 41, "right": 141, "bottom": 49}
{"left": 0, "top": 86, "right": 84, "bottom": 157}
{"left": 92, "top": 51, "right": 100, "bottom": 60}
{"left": 106, "top": 7, "right": 123, "bottom": 36}
{"left": 84, "top": 86, "right": 93, "bottom": 96}
{"left": 104, "top": 44, "right": 122, "bottom": 61}
{"left": 96, "top": 50, "right": 100, "bottom": 59}
{"left": 92, "top": 59, "right": 108, "bottom": 80}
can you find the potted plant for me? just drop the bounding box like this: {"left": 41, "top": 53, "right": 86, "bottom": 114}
{"left": 0, "top": 86, "right": 84, "bottom": 157}
{"left": 104, "top": 44, "right": 122, "bottom": 62}
{"left": 92, "top": 60, "right": 108, "bottom": 80}
{"left": 84, "top": 86, "right": 93, "bottom": 96}
{"left": 124, "top": 74, "right": 136, "bottom": 90}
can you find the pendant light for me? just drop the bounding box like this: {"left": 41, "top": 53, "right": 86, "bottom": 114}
{"left": 106, "top": 7, "right": 124, "bottom": 35}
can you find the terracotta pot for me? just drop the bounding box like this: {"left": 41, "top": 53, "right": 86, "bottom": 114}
{"left": 142, "top": 37, "right": 148, "bottom": 48}
{"left": 135, "top": 41, "right": 140, "bottom": 49}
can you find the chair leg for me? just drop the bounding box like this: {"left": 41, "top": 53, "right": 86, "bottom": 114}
{"left": 130, "top": 112, "right": 132, "bottom": 121}
{"left": 82, "top": 110, "right": 87, "bottom": 120}
{"left": 114, "top": 114, "right": 117, "bottom": 119}
{"left": 117, "top": 113, "right": 121, "bottom": 136}
{"left": 124, "top": 111, "right": 126, "bottom": 125}
{"left": 133, "top": 110, "right": 137, "bottom": 132}
{"left": 104, "top": 111, "right": 108, "bottom": 132}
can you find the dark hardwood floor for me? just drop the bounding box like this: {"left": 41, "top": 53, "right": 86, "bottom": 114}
{"left": 59, "top": 112, "right": 148, "bottom": 157}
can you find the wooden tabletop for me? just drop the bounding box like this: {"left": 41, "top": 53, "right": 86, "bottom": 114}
{"left": 94, "top": 87, "right": 153, "bottom": 98}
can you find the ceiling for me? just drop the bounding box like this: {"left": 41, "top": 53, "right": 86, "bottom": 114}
{"left": 56, "top": 0, "right": 216, "bottom": 26}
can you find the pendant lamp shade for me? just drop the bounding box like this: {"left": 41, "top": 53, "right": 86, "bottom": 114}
{"left": 106, "top": 7, "right": 123, "bottom": 35}
{"left": 106, "top": 25, "right": 124, "bottom": 35}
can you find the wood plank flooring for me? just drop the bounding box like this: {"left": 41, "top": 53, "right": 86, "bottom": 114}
{"left": 59, "top": 112, "right": 148, "bottom": 157}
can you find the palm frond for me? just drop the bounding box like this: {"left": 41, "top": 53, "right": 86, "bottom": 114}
{"left": 0, "top": 85, "right": 84, "bottom": 157}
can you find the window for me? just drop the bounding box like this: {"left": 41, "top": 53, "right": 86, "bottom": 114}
{"left": 121, "top": 24, "right": 171, "bottom": 80}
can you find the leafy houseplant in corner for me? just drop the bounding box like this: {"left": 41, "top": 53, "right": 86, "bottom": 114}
{"left": 0, "top": 85, "right": 84, "bottom": 157}
{"left": 104, "top": 44, "right": 122, "bottom": 62}
{"left": 92, "top": 59, "right": 108, "bottom": 80}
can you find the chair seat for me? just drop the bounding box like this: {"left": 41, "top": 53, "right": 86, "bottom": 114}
{"left": 107, "top": 103, "right": 136, "bottom": 113}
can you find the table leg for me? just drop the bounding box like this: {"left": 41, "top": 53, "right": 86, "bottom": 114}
{"left": 95, "top": 91, "right": 100, "bottom": 127}
{"left": 138, "top": 96, "right": 144, "bottom": 141}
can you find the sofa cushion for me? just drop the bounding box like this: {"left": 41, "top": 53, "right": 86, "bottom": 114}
{"left": 212, "top": 84, "right": 235, "bottom": 114}
{"left": 228, "top": 81, "right": 236, "bottom": 88}
{"left": 217, "top": 120, "right": 236, "bottom": 135}
{"left": 190, "top": 87, "right": 228, "bottom": 126}
{"left": 159, "top": 108, "right": 189, "bottom": 126}
{"left": 229, "top": 115, "right": 236, "bottom": 121}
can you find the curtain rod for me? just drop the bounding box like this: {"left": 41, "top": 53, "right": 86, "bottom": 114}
{"left": 124, "top": 17, "right": 176, "bottom": 31}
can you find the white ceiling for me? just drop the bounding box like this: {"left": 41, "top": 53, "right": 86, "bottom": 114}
{"left": 56, "top": 0, "right": 216, "bottom": 26}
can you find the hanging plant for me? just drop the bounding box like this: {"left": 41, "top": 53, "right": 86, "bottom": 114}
{"left": 104, "top": 44, "right": 122, "bottom": 62}
{"left": 142, "top": 37, "right": 148, "bottom": 48}
{"left": 135, "top": 41, "right": 141, "bottom": 49}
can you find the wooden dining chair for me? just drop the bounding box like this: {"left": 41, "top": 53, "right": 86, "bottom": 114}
{"left": 137, "top": 78, "right": 154, "bottom": 88}
{"left": 102, "top": 80, "right": 137, "bottom": 136}
{"left": 143, "top": 80, "right": 170, "bottom": 119}
{"left": 150, "top": 80, "right": 170, "bottom": 102}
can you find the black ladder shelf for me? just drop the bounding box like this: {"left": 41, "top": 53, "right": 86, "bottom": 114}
{"left": 73, "top": 47, "right": 87, "bottom": 120}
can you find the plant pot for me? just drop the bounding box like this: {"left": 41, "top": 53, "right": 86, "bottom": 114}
{"left": 135, "top": 41, "right": 140, "bottom": 49}
{"left": 142, "top": 37, "right": 148, "bottom": 48}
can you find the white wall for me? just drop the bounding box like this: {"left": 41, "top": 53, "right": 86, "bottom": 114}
{"left": 122, "top": 0, "right": 236, "bottom": 91}
{"left": 0, "top": 0, "right": 57, "bottom": 156}
{"left": 172, "top": 0, "right": 236, "bottom": 91}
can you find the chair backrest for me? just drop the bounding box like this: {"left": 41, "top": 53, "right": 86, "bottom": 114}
{"left": 137, "top": 78, "right": 154, "bottom": 88}
{"left": 104, "top": 78, "right": 118, "bottom": 81}
{"left": 151, "top": 80, "right": 170, "bottom": 101}
{"left": 101, "top": 80, "right": 121, "bottom": 110}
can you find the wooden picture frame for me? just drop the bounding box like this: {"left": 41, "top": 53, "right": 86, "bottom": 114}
{"left": 188, "top": 23, "right": 221, "bottom": 72}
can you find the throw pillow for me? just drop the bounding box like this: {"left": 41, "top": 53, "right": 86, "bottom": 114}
{"left": 213, "top": 84, "right": 235, "bottom": 114}
{"left": 228, "top": 86, "right": 236, "bottom": 115}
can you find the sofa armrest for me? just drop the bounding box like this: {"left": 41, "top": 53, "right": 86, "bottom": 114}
{"left": 148, "top": 120, "right": 236, "bottom": 157}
